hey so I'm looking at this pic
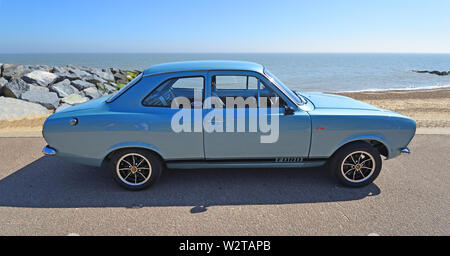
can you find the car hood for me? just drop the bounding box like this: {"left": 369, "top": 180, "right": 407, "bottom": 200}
{"left": 299, "top": 92, "right": 382, "bottom": 111}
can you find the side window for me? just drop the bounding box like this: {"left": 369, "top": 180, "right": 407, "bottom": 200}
{"left": 215, "top": 76, "right": 258, "bottom": 90}
{"left": 211, "top": 75, "right": 258, "bottom": 103}
{"left": 210, "top": 75, "right": 286, "bottom": 108}
{"left": 212, "top": 76, "right": 259, "bottom": 108}
{"left": 258, "top": 80, "right": 287, "bottom": 108}
{"left": 143, "top": 77, "right": 204, "bottom": 107}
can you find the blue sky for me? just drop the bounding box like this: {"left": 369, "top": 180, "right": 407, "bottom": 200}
{"left": 0, "top": 0, "right": 449, "bottom": 53}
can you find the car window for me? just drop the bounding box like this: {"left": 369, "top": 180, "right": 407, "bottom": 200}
{"left": 258, "top": 80, "right": 287, "bottom": 108}
{"left": 143, "top": 77, "right": 204, "bottom": 107}
{"left": 212, "top": 75, "right": 258, "bottom": 108}
{"left": 211, "top": 75, "right": 285, "bottom": 108}
{"left": 215, "top": 76, "right": 258, "bottom": 90}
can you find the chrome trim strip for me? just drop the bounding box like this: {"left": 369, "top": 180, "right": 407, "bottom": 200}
{"left": 400, "top": 148, "right": 411, "bottom": 154}
{"left": 43, "top": 146, "right": 56, "bottom": 156}
{"left": 142, "top": 69, "right": 261, "bottom": 78}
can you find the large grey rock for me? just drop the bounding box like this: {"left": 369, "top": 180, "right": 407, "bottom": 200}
{"left": 91, "top": 68, "right": 114, "bottom": 81}
{"left": 28, "top": 84, "right": 50, "bottom": 92}
{"left": 62, "top": 94, "right": 89, "bottom": 105}
{"left": 2, "top": 64, "right": 27, "bottom": 79}
{"left": 68, "top": 65, "right": 93, "bottom": 72}
{"left": 84, "top": 74, "right": 106, "bottom": 85}
{"left": 98, "top": 83, "right": 117, "bottom": 94}
{"left": 55, "top": 103, "right": 73, "bottom": 113}
{"left": 52, "top": 78, "right": 70, "bottom": 87}
{"left": 51, "top": 66, "right": 67, "bottom": 74}
{"left": 22, "top": 70, "right": 58, "bottom": 87}
{"left": 68, "top": 68, "right": 91, "bottom": 78}
{"left": 26, "top": 65, "right": 51, "bottom": 72}
{"left": 78, "top": 66, "right": 99, "bottom": 74}
{"left": 114, "top": 71, "right": 128, "bottom": 84}
{"left": 20, "top": 90, "right": 60, "bottom": 109}
{"left": 0, "top": 77, "right": 8, "bottom": 90}
{"left": 111, "top": 68, "right": 121, "bottom": 74}
{"left": 0, "top": 96, "right": 50, "bottom": 120}
{"left": 66, "top": 64, "right": 80, "bottom": 70}
{"left": 53, "top": 72, "right": 79, "bottom": 83}
{"left": 83, "top": 87, "right": 102, "bottom": 99}
{"left": 50, "top": 79, "right": 80, "bottom": 98}
{"left": 102, "top": 68, "right": 115, "bottom": 81}
{"left": 71, "top": 79, "right": 96, "bottom": 90}
{"left": 105, "top": 68, "right": 114, "bottom": 73}
{"left": 0, "top": 63, "right": 2, "bottom": 77}
{"left": 0, "top": 77, "right": 7, "bottom": 84}
{"left": 2, "top": 78, "right": 30, "bottom": 98}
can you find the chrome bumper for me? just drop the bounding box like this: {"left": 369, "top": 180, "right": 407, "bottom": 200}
{"left": 43, "top": 146, "right": 56, "bottom": 156}
{"left": 400, "top": 148, "right": 411, "bottom": 154}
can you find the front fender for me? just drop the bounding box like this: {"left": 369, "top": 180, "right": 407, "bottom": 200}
{"left": 308, "top": 109, "right": 415, "bottom": 160}
{"left": 334, "top": 134, "right": 391, "bottom": 159}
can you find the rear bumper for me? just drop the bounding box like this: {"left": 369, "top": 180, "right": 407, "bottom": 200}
{"left": 43, "top": 145, "right": 56, "bottom": 156}
{"left": 400, "top": 148, "right": 411, "bottom": 154}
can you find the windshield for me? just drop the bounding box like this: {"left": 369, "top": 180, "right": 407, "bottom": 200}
{"left": 106, "top": 73, "right": 143, "bottom": 103}
{"left": 264, "top": 69, "right": 305, "bottom": 105}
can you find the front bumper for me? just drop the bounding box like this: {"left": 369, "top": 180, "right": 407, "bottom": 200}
{"left": 43, "top": 145, "right": 56, "bottom": 156}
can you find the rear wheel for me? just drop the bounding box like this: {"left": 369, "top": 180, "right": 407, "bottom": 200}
{"left": 110, "top": 149, "right": 162, "bottom": 191}
{"left": 329, "top": 142, "right": 382, "bottom": 187}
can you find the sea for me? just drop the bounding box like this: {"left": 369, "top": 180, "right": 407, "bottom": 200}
{"left": 1, "top": 53, "right": 449, "bottom": 93}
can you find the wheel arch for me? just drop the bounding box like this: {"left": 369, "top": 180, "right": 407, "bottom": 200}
{"left": 332, "top": 136, "right": 390, "bottom": 159}
{"left": 101, "top": 142, "right": 166, "bottom": 166}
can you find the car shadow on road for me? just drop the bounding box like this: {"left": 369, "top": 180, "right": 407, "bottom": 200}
{"left": 0, "top": 156, "right": 380, "bottom": 210}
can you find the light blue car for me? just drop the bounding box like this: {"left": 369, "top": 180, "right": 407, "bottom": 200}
{"left": 42, "top": 61, "right": 416, "bottom": 190}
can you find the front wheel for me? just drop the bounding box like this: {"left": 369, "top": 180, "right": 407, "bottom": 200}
{"left": 329, "top": 142, "right": 382, "bottom": 187}
{"left": 110, "top": 149, "right": 162, "bottom": 191}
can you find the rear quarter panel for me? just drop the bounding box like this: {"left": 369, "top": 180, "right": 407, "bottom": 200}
{"left": 43, "top": 108, "right": 204, "bottom": 166}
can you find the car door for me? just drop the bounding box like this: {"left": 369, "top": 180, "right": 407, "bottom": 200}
{"left": 203, "top": 71, "right": 311, "bottom": 160}
{"left": 140, "top": 73, "right": 206, "bottom": 160}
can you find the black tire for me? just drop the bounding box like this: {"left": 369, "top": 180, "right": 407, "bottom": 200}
{"left": 109, "top": 148, "right": 163, "bottom": 191}
{"left": 329, "top": 141, "right": 382, "bottom": 187}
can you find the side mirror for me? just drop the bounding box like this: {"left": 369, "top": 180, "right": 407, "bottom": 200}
{"left": 284, "top": 106, "right": 295, "bottom": 115}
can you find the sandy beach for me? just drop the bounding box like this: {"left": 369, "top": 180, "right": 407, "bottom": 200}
{"left": 335, "top": 88, "right": 450, "bottom": 128}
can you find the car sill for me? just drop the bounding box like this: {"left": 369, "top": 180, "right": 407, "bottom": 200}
{"left": 166, "top": 160, "right": 327, "bottom": 169}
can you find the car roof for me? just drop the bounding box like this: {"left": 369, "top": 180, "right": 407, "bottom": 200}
{"left": 143, "top": 60, "right": 265, "bottom": 76}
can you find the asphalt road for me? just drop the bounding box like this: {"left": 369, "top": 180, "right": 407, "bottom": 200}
{"left": 0, "top": 135, "right": 448, "bottom": 236}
